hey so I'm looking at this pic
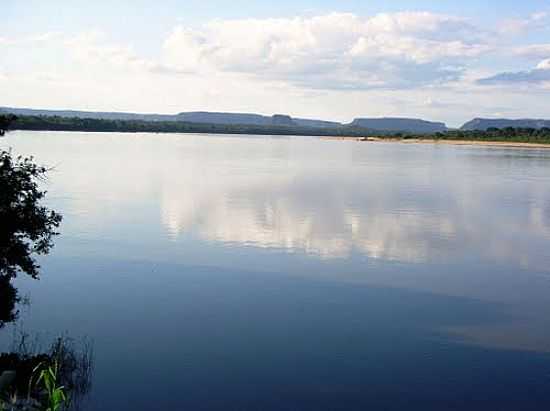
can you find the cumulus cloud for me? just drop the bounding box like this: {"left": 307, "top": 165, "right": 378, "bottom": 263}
{"left": 8, "top": 10, "right": 550, "bottom": 120}
{"left": 499, "top": 11, "right": 550, "bottom": 34}
{"left": 0, "top": 12, "right": 492, "bottom": 92}
{"left": 0, "top": 32, "right": 62, "bottom": 47}
{"left": 162, "top": 12, "right": 488, "bottom": 90}
{"left": 477, "top": 58, "right": 550, "bottom": 85}
{"left": 64, "top": 31, "right": 187, "bottom": 75}
{"left": 514, "top": 44, "right": 550, "bottom": 59}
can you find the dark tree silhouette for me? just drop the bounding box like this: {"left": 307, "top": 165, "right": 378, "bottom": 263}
{"left": 0, "top": 276, "right": 19, "bottom": 329}
{"left": 0, "top": 117, "right": 88, "bottom": 411}
{"left": 0, "top": 114, "right": 17, "bottom": 136}
{"left": 0, "top": 151, "right": 62, "bottom": 279}
{"left": 0, "top": 115, "right": 62, "bottom": 279}
{"left": 0, "top": 114, "right": 61, "bottom": 327}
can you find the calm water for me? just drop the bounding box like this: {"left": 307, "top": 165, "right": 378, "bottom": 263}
{"left": 2, "top": 131, "right": 550, "bottom": 410}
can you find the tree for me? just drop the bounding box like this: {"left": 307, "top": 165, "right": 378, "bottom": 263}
{"left": 0, "top": 114, "right": 17, "bottom": 136}
{"left": 0, "top": 115, "right": 62, "bottom": 279}
{"left": 0, "top": 117, "right": 85, "bottom": 411}
{"left": 0, "top": 151, "right": 62, "bottom": 279}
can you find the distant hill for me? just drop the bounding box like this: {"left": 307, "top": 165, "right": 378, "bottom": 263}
{"left": 12, "top": 107, "right": 550, "bottom": 134}
{"left": 349, "top": 118, "right": 448, "bottom": 133}
{"left": 0, "top": 107, "right": 342, "bottom": 129}
{"left": 176, "top": 111, "right": 270, "bottom": 125}
{"left": 461, "top": 118, "right": 550, "bottom": 131}
{"left": 294, "top": 118, "right": 343, "bottom": 128}
{"left": 0, "top": 107, "right": 176, "bottom": 122}
{"left": 3, "top": 107, "right": 451, "bottom": 132}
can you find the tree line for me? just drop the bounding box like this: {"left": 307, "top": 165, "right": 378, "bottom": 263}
{"left": 9, "top": 114, "right": 380, "bottom": 137}
{"left": 430, "top": 127, "right": 550, "bottom": 144}
{"left": 4, "top": 114, "right": 550, "bottom": 143}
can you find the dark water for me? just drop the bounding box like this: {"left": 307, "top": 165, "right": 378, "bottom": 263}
{"left": 2, "top": 131, "right": 550, "bottom": 410}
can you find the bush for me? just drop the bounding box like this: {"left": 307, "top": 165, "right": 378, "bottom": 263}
{"left": 0, "top": 151, "right": 62, "bottom": 279}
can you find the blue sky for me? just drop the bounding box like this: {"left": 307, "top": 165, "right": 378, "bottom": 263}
{"left": 2, "top": 0, "right": 550, "bottom": 126}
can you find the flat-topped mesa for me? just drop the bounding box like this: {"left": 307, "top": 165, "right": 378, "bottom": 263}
{"left": 271, "top": 114, "right": 295, "bottom": 126}
{"left": 461, "top": 118, "right": 550, "bottom": 131}
{"left": 176, "top": 111, "right": 271, "bottom": 125}
{"left": 349, "top": 118, "right": 448, "bottom": 133}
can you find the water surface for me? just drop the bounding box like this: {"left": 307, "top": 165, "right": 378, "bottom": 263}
{"left": 2, "top": 131, "right": 550, "bottom": 410}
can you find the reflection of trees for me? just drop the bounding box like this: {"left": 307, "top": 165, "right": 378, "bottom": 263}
{"left": 0, "top": 277, "right": 19, "bottom": 329}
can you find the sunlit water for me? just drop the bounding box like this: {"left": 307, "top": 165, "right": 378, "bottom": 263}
{"left": 2, "top": 131, "right": 550, "bottom": 410}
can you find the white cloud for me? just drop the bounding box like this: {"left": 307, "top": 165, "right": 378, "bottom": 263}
{"left": 515, "top": 44, "right": 550, "bottom": 59}
{"left": 27, "top": 32, "right": 63, "bottom": 43}
{"left": 63, "top": 31, "right": 185, "bottom": 75}
{"left": 0, "top": 32, "right": 62, "bottom": 47}
{"left": 5, "top": 11, "right": 550, "bottom": 123}
{"left": 499, "top": 11, "right": 550, "bottom": 34}
{"left": 162, "top": 12, "right": 488, "bottom": 90}
{"left": 478, "top": 58, "right": 550, "bottom": 85}
{"left": 349, "top": 36, "right": 485, "bottom": 64}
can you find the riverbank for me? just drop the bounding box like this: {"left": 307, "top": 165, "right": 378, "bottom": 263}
{"left": 7, "top": 114, "right": 550, "bottom": 147}
{"left": 322, "top": 136, "right": 550, "bottom": 149}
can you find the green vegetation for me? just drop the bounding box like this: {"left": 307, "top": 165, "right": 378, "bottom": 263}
{"left": 10, "top": 114, "right": 378, "bottom": 137}
{"left": 1, "top": 335, "right": 93, "bottom": 411}
{"left": 31, "top": 361, "right": 67, "bottom": 411}
{"left": 425, "top": 127, "right": 550, "bottom": 144}
{"left": 0, "top": 150, "right": 62, "bottom": 279}
{"left": 369, "top": 128, "right": 550, "bottom": 144}
{"left": 7, "top": 114, "right": 550, "bottom": 144}
{"left": 1, "top": 114, "right": 89, "bottom": 411}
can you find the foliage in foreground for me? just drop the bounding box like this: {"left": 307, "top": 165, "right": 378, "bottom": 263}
{"left": 0, "top": 150, "right": 62, "bottom": 279}
{"left": 31, "top": 361, "right": 67, "bottom": 411}
{"left": 1, "top": 115, "right": 81, "bottom": 410}
{"left": 0, "top": 335, "right": 93, "bottom": 411}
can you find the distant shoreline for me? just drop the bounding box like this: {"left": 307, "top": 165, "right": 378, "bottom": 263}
{"left": 322, "top": 136, "right": 550, "bottom": 149}
{"left": 6, "top": 113, "right": 550, "bottom": 147}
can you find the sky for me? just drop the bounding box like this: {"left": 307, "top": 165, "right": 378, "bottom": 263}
{"left": 2, "top": 0, "right": 550, "bottom": 127}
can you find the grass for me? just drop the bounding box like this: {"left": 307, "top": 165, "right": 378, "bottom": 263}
{"left": 31, "top": 361, "right": 67, "bottom": 411}
{"left": 0, "top": 333, "right": 93, "bottom": 411}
